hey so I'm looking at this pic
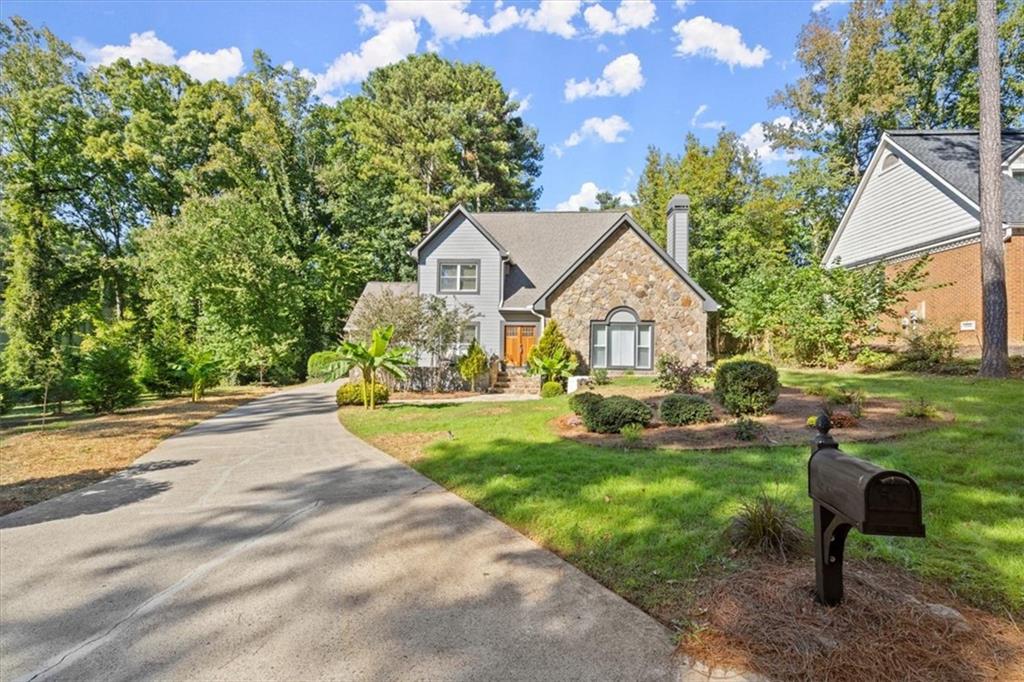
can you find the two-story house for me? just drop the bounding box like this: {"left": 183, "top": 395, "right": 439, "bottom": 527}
{"left": 824, "top": 129, "right": 1024, "bottom": 354}
{"left": 347, "top": 196, "right": 718, "bottom": 373}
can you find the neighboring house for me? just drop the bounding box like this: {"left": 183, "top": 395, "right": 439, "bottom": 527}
{"left": 824, "top": 129, "right": 1024, "bottom": 354}
{"left": 346, "top": 196, "right": 718, "bottom": 373}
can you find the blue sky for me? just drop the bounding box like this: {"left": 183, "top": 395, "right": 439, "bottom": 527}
{"left": 5, "top": 0, "right": 849, "bottom": 210}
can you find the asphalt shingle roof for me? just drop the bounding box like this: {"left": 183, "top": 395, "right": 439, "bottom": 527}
{"left": 471, "top": 211, "right": 627, "bottom": 308}
{"left": 886, "top": 129, "right": 1024, "bottom": 223}
{"left": 343, "top": 281, "right": 417, "bottom": 332}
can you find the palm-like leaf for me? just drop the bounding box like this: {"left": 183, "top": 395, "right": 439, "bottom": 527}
{"left": 325, "top": 325, "right": 414, "bottom": 408}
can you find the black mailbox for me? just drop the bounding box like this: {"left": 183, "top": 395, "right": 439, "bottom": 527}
{"left": 807, "top": 414, "right": 925, "bottom": 605}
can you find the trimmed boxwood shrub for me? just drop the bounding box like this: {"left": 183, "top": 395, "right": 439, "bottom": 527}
{"left": 308, "top": 350, "right": 343, "bottom": 381}
{"left": 568, "top": 390, "right": 603, "bottom": 418}
{"left": 336, "top": 382, "right": 389, "bottom": 406}
{"left": 661, "top": 394, "right": 714, "bottom": 426}
{"left": 583, "top": 394, "right": 653, "bottom": 434}
{"left": 714, "top": 359, "right": 780, "bottom": 416}
{"left": 541, "top": 381, "right": 564, "bottom": 398}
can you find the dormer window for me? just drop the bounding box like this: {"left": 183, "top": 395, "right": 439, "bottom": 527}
{"left": 438, "top": 260, "right": 479, "bottom": 294}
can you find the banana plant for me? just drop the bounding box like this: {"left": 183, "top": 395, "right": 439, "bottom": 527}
{"left": 527, "top": 346, "right": 578, "bottom": 384}
{"left": 326, "top": 325, "right": 414, "bottom": 409}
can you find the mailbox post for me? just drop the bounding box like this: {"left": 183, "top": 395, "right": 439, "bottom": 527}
{"left": 808, "top": 413, "right": 925, "bottom": 606}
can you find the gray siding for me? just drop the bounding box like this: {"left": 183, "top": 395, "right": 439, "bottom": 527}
{"left": 418, "top": 213, "right": 504, "bottom": 357}
{"left": 829, "top": 143, "right": 977, "bottom": 266}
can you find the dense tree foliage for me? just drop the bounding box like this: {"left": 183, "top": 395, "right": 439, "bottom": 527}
{"left": 0, "top": 17, "right": 542, "bottom": 397}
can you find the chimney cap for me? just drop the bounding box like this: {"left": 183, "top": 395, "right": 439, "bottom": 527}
{"left": 666, "top": 194, "right": 690, "bottom": 214}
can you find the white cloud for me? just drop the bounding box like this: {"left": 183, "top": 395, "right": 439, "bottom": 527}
{"left": 583, "top": 0, "right": 656, "bottom": 36}
{"left": 555, "top": 181, "right": 634, "bottom": 211}
{"left": 519, "top": 0, "right": 582, "bottom": 38}
{"left": 690, "top": 104, "right": 726, "bottom": 130}
{"left": 674, "top": 0, "right": 693, "bottom": 9}
{"left": 812, "top": 0, "right": 847, "bottom": 10}
{"left": 564, "top": 53, "right": 644, "bottom": 101}
{"left": 740, "top": 116, "right": 798, "bottom": 162}
{"left": 176, "top": 47, "right": 244, "bottom": 82}
{"left": 84, "top": 30, "right": 244, "bottom": 82}
{"left": 306, "top": 20, "right": 420, "bottom": 96}
{"left": 358, "top": 1, "right": 494, "bottom": 50}
{"left": 672, "top": 16, "right": 770, "bottom": 68}
{"left": 509, "top": 89, "right": 532, "bottom": 115}
{"left": 564, "top": 114, "right": 632, "bottom": 147}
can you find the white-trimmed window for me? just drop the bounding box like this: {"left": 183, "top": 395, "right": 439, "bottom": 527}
{"left": 439, "top": 260, "right": 479, "bottom": 294}
{"left": 590, "top": 308, "right": 653, "bottom": 370}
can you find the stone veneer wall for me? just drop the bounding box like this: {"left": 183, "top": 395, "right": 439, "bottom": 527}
{"left": 545, "top": 226, "right": 708, "bottom": 371}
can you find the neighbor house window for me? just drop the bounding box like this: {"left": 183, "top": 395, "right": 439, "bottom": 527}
{"left": 438, "top": 260, "right": 479, "bottom": 293}
{"left": 1012, "top": 169, "right": 1024, "bottom": 182}
{"left": 590, "top": 308, "right": 653, "bottom": 370}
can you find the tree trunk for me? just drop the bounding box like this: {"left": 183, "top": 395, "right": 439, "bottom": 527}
{"left": 977, "top": 0, "right": 1009, "bottom": 378}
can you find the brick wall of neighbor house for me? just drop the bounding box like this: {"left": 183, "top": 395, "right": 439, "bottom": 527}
{"left": 884, "top": 235, "right": 1024, "bottom": 353}
{"left": 544, "top": 225, "right": 708, "bottom": 370}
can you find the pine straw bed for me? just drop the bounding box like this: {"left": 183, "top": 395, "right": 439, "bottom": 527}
{"left": 679, "top": 559, "right": 1024, "bottom": 682}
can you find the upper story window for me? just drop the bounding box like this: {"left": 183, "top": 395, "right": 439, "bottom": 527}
{"left": 438, "top": 260, "right": 479, "bottom": 294}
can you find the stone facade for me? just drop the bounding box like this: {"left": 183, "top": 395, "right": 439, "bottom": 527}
{"left": 544, "top": 225, "right": 708, "bottom": 371}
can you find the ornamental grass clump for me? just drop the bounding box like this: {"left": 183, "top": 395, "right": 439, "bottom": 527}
{"left": 583, "top": 395, "right": 652, "bottom": 434}
{"left": 619, "top": 423, "right": 645, "bottom": 446}
{"left": 728, "top": 491, "right": 808, "bottom": 560}
{"left": 714, "top": 359, "right": 780, "bottom": 416}
{"left": 660, "top": 394, "right": 714, "bottom": 426}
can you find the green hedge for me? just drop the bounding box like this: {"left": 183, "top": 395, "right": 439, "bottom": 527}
{"left": 541, "top": 381, "right": 565, "bottom": 398}
{"left": 336, "top": 382, "right": 389, "bottom": 406}
{"left": 568, "top": 391, "right": 603, "bottom": 419}
{"left": 308, "top": 351, "right": 343, "bottom": 381}
{"left": 714, "top": 359, "right": 779, "bottom": 416}
{"left": 583, "top": 395, "right": 652, "bottom": 434}
{"left": 660, "top": 394, "right": 714, "bottom": 426}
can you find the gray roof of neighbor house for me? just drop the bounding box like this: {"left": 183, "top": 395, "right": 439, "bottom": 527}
{"left": 343, "top": 281, "right": 417, "bottom": 333}
{"left": 471, "top": 211, "right": 627, "bottom": 308}
{"left": 886, "top": 129, "right": 1024, "bottom": 223}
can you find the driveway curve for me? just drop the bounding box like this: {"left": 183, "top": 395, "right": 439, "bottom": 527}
{"left": 1, "top": 382, "right": 692, "bottom": 681}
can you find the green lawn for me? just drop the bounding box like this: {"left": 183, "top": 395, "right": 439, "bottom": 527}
{"left": 339, "top": 369, "right": 1024, "bottom": 620}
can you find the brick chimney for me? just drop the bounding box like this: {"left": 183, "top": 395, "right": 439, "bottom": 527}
{"left": 666, "top": 194, "right": 690, "bottom": 271}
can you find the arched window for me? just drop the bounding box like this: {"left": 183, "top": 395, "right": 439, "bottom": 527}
{"left": 881, "top": 153, "right": 901, "bottom": 172}
{"left": 590, "top": 307, "right": 653, "bottom": 370}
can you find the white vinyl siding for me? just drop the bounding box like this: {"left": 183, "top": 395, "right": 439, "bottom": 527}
{"left": 418, "top": 213, "right": 503, "bottom": 359}
{"left": 828, "top": 144, "right": 977, "bottom": 267}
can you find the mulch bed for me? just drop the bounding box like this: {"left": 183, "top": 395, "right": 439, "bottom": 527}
{"left": 679, "top": 558, "right": 1024, "bottom": 681}
{"left": 554, "top": 387, "right": 953, "bottom": 450}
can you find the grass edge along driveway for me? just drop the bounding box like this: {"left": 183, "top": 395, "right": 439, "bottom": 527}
{"left": 339, "top": 370, "right": 1023, "bottom": 622}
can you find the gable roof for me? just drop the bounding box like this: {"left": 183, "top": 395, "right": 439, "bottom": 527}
{"left": 885, "top": 129, "right": 1024, "bottom": 223}
{"left": 471, "top": 210, "right": 626, "bottom": 308}
{"left": 529, "top": 213, "right": 718, "bottom": 312}
{"left": 824, "top": 129, "right": 1024, "bottom": 267}
{"left": 409, "top": 205, "right": 509, "bottom": 260}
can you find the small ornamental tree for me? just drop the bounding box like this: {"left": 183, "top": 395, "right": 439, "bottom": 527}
{"left": 457, "top": 339, "right": 488, "bottom": 391}
{"left": 77, "top": 323, "right": 141, "bottom": 413}
{"left": 528, "top": 320, "right": 571, "bottom": 365}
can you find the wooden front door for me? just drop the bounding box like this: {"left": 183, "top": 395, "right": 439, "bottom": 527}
{"left": 504, "top": 325, "right": 536, "bottom": 367}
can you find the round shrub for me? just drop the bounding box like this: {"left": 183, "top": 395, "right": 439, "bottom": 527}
{"left": 714, "top": 359, "right": 780, "bottom": 416}
{"left": 336, "top": 382, "right": 389, "bottom": 406}
{"left": 541, "top": 381, "right": 564, "bottom": 398}
{"left": 568, "top": 390, "right": 603, "bottom": 418}
{"left": 583, "top": 394, "right": 653, "bottom": 434}
{"left": 308, "top": 351, "right": 343, "bottom": 381}
{"left": 660, "top": 394, "right": 714, "bottom": 426}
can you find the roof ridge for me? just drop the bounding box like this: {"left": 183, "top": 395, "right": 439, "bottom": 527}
{"left": 886, "top": 128, "right": 1024, "bottom": 135}
{"left": 472, "top": 210, "right": 629, "bottom": 215}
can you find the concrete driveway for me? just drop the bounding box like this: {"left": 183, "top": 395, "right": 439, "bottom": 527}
{"left": 0, "top": 382, "right": 693, "bottom": 681}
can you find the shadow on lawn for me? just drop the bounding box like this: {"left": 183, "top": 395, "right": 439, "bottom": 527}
{"left": 1, "top": 457, "right": 676, "bottom": 681}
{"left": 0, "top": 459, "right": 198, "bottom": 525}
